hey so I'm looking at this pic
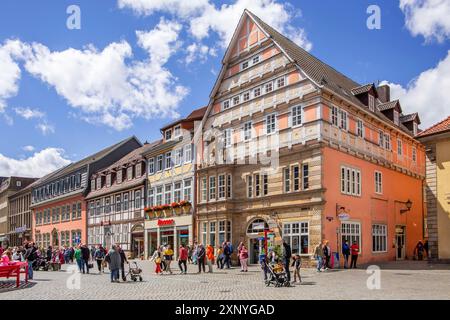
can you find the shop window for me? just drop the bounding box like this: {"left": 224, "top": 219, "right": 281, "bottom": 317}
{"left": 372, "top": 224, "right": 387, "bottom": 252}
{"left": 341, "top": 222, "right": 361, "bottom": 253}
{"left": 283, "top": 222, "right": 309, "bottom": 255}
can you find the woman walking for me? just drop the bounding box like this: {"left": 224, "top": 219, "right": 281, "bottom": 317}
{"left": 163, "top": 245, "right": 174, "bottom": 275}
{"left": 94, "top": 245, "right": 105, "bottom": 274}
{"left": 291, "top": 254, "right": 302, "bottom": 283}
{"left": 150, "top": 248, "right": 163, "bottom": 275}
{"left": 239, "top": 244, "right": 249, "bottom": 272}
{"left": 178, "top": 244, "right": 188, "bottom": 274}
{"left": 108, "top": 245, "right": 121, "bottom": 282}
{"left": 74, "top": 245, "right": 83, "bottom": 272}
{"left": 206, "top": 244, "right": 214, "bottom": 273}
{"left": 216, "top": 246, "right": 223, "bottom": 269}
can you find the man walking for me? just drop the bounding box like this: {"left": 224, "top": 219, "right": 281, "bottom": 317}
{"left": 223, "top": 242, "right": 231, "bottom": 269}
{"left": 80, "top": 244, "right": 90, "bottom": 274}
{"left": 108, "top": 245, "right": 121, "bottom": 283}
{"left": 24, "top": 242, "right": 37, "bottom": 280}
{"left": 196, "top": 244, "right": 206, "bottom": 273}
{"left": 314, "top": 242, "right": 323, "bottom": 272}
{"left": 178, "top": 244, "right": 188, "bottom": 274}
{"left": 282, "top": 239, "right": 292, "bottom": 282}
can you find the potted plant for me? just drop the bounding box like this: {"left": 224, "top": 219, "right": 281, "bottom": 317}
{"left": 171, "top": 202, "right": 182, "bottom": 215}
{"left": 180, "top": 200, "right": 192, "bottom": 214}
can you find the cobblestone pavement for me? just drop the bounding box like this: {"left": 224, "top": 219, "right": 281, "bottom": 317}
{"left": 1, "top": 260, "right": 449, "bottom": 300}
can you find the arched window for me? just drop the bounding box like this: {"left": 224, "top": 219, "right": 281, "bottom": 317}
{"left": 247, "top": 219, "right": 269, "bottom": 234}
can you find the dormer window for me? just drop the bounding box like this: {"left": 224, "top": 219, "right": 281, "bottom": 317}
{"left": 16, "top": 180, "right": 22, "bottom": 187}
{"left": 117, "top": 170, "right": 123, "bottom": 184}
{"left": 106, "top": 174, "right": 111, "bottom": 187}
{"left": 394, "top": 110, "right": 399, "bottom": 125}
{"left": 96, "top": 177, "right": 101, "bottom": 190}
{"left": 413, "top": 122, "right": 418, "bottom": 135}
{"left": 91, "top": 179, "right": 96, "bottom": 191}
{"left": 165, "top": 129, "right": 172, "bottom": 141}
{"left": 127, "top": 166, "right": 133, "bottom": 180}
{"left": 174, "top": 125, "right": 181, "bottom": 137}
{"left": 136, "top": 163, "right": 142, "bottom": 177}
{"left": 369, "top": 95, "right": 375, "bottom": 112}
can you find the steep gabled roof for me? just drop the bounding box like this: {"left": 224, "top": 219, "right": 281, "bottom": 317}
{"left": 416, "top": 116, "right": 450, "bottom": 138}
{"left": 378, "top": 100, "right": 402, "bottom": 112}
{"left": 351, "top": 83, "right": 376, "bottom": 96}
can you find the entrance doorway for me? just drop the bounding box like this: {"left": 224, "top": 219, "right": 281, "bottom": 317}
{"left": 131, "top": 224, "right": 144, "bottom": 259}
{"left": 246, "top": 218, "right": 269, "bottom": 264}
{"left": 249, "top": 238, "right": 264, "bottom": 264}
{"left": 104, "top": 226, "right": 112, "bottom": 249}
{"left": 395, "top": 226, "right": 406, "bottom": 260}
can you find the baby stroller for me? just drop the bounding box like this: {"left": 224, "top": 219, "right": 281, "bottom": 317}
{"left": 264, "top": 260, "right": 290, "bottom": 287}
{"left": 126, "top": 261, "right": 143, "bottom": 282}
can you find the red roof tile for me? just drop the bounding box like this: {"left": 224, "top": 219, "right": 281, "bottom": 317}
{"left": 416, "top": 116, "right": 450, "bottom": 137}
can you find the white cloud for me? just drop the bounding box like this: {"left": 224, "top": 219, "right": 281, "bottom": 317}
{"left": 381, "top": 50, "right": 450, "bottom": 129}
{"left": 400, "top": 0, "right": 450, "bottom": 42}
{"left": 185, "top": 43, "right": 217, "bottom": 65}
{"left": 22, "top": 145, "right": 35, "bottom": 152}
{"left": 16, "top": 18, "right": 188, "bottom": 131}
{"left": 0, "top": 148, "right": 71, "bottom": 178}
{"left": 36, "top": 121, "right": 55, "bottom": 135}
{"left": 118, "top": 0, "right": 312, "bottom": 50}
{"left": 14, "top": 107, "right": 45, "bottom": 119}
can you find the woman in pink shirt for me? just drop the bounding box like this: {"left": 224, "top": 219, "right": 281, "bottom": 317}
{"left": 0, "top": 249, "right": 12, "bottom": 266}
{"left": 239, "top": 245, "right": 249, "bottom": 272}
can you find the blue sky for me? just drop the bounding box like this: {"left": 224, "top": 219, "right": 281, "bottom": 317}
{"left": 0, "top": 0, "right": 449, "bottom": 177}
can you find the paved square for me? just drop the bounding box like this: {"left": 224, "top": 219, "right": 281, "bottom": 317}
{"left": 1, "top": 260, "right": 449, "bottom": 300}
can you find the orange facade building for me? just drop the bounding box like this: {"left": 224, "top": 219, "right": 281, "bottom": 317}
{"left": 195, "top": 10, "right": 425, "bottom": 265}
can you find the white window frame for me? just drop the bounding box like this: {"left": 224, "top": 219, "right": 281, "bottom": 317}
{"left": 165, "top": 129, "right": 172, "bottom": 141}
{"left": 156, "top": 155, "right": 163, "bottom": 172}
{"left": 148, "top": 158, "right": 155, "bottom": 175}
{"left": 174, "top": 125, "right": 181, "bottom": 138}
{"left": 201, "top": 177, "right": 207, "bottom": 203}
{"left": 243, "top": 121, "right": 252, "bottom": 141}
{"left": 174, "top": 148, "right": 183, "bottom": 167}
{"left": 265, "top": 113, "right": 277, "bottom": 135}
{"left": 397, "top": 139, "right": 403, "bottom": 156}
{"left": 209, "top": 176, "right": 216, "bottom": 201}
{"left": 356, "top": 119, "right": 364, "bottom": 138}
{"left": 232, "top": 95, "right": 240, "bottom": 106}
{"left": 372, "top": 224, "right": 387, "bottom": 253}
{"left": 276, "top": 76, "right": 286, "bottom": 89}
{"left": 341, "top": 221, "right": 362, "bottom": 253}
{"left": 226, "top": 174, "right": 232, "bottom": 198}
{"left": 340, "top": 166, "right": 361, "bottom": 196}
{"left": 264, "top": 81, "right": 273, "bottom": 94}
{"left": 253, "top": 87, "right": 261, "bottom": 98}
{"left": 282, "top": 221, "right": 310, "bottom": 255}
{"left": 283, "top": 167, "right": 290, "bottom": 193}
{"left": 384, "top": 134, "right": 391, "bottom": 150}
{"left": 183, "top": 179, "right": 192, "bottom": 202}
{"left": 184, "top": 145, "right": 192, "bottom": 164}
{"left": 374, "top": 171, "right": 383, "bottom": 194}
{"left": 222, "top": 100, "right": 230, "bottom": 110}
{"left": 243, "top": 91, "right": 250, "bottom": 102}
{"left": 224, "top": 128, "right": 233, "bottom": 147}
{"left": 165, "top": 152, "right": 172, "bottom": 170}
{"left": 339, "top": 109, "right": 348, "bottom": 130}
{"left": 247, "top": 175, "right": 253, "bottom": 198}
{"left": 291, "top": 105, "right": 302, "bottom": 127}
{"left": 174, "top": 181, "right": 182, "bottom": 203}
{"left": 331, "top": 106, "right": 338, "bottom": 126}
{"left": 218, "top": 174, "right": 225, "bottom": 199}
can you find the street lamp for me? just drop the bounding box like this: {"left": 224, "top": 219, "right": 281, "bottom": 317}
{"left": 400, "top": 199, "right": 413, "bottom": 214}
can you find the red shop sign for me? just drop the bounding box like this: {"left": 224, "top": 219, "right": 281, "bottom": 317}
{"left": 157, "top": 219, "right": 175, "bottom": 226}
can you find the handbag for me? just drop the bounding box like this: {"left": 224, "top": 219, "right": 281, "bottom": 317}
{"left": 88, "top": 262, "right": 94, "bottom": 269}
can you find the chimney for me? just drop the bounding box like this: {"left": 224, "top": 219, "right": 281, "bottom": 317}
{"left": 377, "top": 84, "right": 390, "bottom": 103}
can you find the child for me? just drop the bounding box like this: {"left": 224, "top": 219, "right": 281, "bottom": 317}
{"left": 150, "top": 249, "right": 163, "bottom": 275}
{"left": 272, "top": 259, "right": 284, "bottom": 274}
{"left": 291, "top": 254, "right": 302, "bottom": 283}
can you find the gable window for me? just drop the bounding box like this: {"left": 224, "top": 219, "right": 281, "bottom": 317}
{"left": 148, "top": 158, "right": 155, "bottom": 175}
{"left": 264, "top": 82, "right": 273, "bottom": 94}
{"left": 233, "top": 95, "right": 240, "bottom": 106}
{"left": 165, "top": 129, "right": 172, "bottom": 141}
{"left": 276, "top": 77, "right": 285, "bottom": 89}
{"left": 91, "top": 179, "right": 95, "bottom": 191}
{"left": 356, "top": 119, "right": 364, "bottom": 138}
{"left": 209, "top": 176, "right": 216, "bottom": 200}
{"left": 339, "top": 109, "right": 348, "bottom": 130}
{"left": 96, "top": 177, "right": 102, "bottom": 190}
{"left": 253, "top": 87, "right": 261, "bottom": 98}
{"left": 174, "top": 125, "right": 181, "bottom": 137}
{"left": 397, "top": 139, "right": 403, "bottom": 156}
{"left": 394, "top": 111, "right": 399, "bottom": 125}
{"left": 165, "top": 152, "right": 172, "bottom": 170}
{"left": 127, "top": 166, "right": 133, "bottom": 180}
{"left": 156, "top": 155, "right": 163, "bottom": 172}
{"left": 223, "top": 100, "right": 230, "bottom": 110}
{"left": 412, "top": 147, "right": 417, "bottom": 162}
{"left": 375, "top": 171, "right": 382, "bottom": 194}
{"left": 331, "top": 106, "right": 338, "bottom": 126}
{"left": 292, "top": 105, "right": 302, "bottom": 127}
{"left": 369, "top": 95, "right": 375, "bottom": 112}
{"left": 106, "top": 174, "right": 111, "bottom": 188}
{"left": 266, "top": 113, "right": 277, "bottom": 134}
{"left": 413, "top": 122, "right": 418, "bottom": 135}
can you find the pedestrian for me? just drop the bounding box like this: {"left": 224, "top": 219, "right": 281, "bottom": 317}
{"left": 69, "top": 246, "right": 74, "bottom": 263}
{"left": 74, "top": 245, "right": 83, "bottom": 272}
{"left": 178, "top": 244, "right": 188, "bottom": 274}
{"left": 282, "top": 239, "right": 292, "bottom": 282}
{"left": 206, "top": 244, "right": 214, "bottom": 273}
{"left": 223, "top": 242, "right": 231, "bottom": 269}
{"left": 90, "top": 245, "right": 96, "bottom": 261}
{"left": 342, "top": 240, "right": 350, "bottom": 269}
{"left": 239, "top": 244, "right": 249, "bottom": 272}
{"left": 24, "top": 242, "right": 37, "bottom": 280}
{"left": 196, "top": 244, "right": 206, "bottom": 273}
{"left": 163, "top": 245, "right": 174, "bottom": 275}
{"left": 313, "top": 242, "right": 323, "bottom": 272}
{"left": 323, "top": 240, "right": 331, "bottom": 270}
{"left": 46, "top": 246, "right": 52, "bottom": 262}
{"left": 415, "top": 241, "right": 425, "bottom": 261}
{"left": 94, "top": 245, "right": 105, "bottom": 274}
{"left": 350, "top": 241, "right": 359, "bottom": 268}
{"left": 118, "top": 246, "right": 129, "bottom": 281}
{"left": 216, "top": 246, "right": 223, "bottom": 269}
{"left": 149, "top": 248, "right": 162, "bottom": 275}
{"left": 259, "top": 249, "right": 268, "bottom": 281}
{"left": 192, "top": 242, "right": 198, "bottom": 265}
{"left": 187, "top": 245, "right": 193, "bottom": 264}
{"left": 108, "top": 245, "right": 121, "bottom": 283}
{"left": 12, "top": 247, "right": 23, "bottom": 261}
{"left": 80, "top": 244, "right": 90, "bottom": 274}
{"left": 63, "top": 246, "right": 70, "bottom": 264}
{"left": 424, "top": 240, "right": 429, "bottom": 259}
{"left": 291, "top": 254, "right": 302, "bottom": 283}
{"left": 0, "top": 249, "right": 12, "bottom": 265}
